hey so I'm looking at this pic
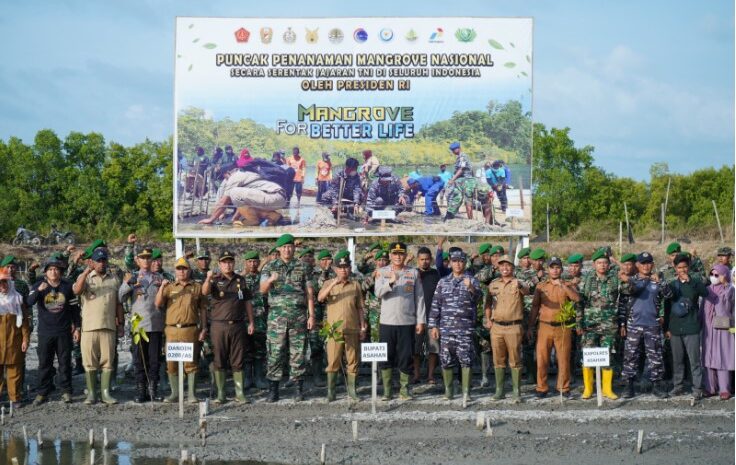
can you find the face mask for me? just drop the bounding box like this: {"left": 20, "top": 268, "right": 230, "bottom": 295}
{"left": 710, "top": 276, "right": 720, "bottom": 286}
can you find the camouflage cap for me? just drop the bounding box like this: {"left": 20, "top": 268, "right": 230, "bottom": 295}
{"left": 497, "top": 254, "right": 514, "bottom": 266}
{"left": 717, "top": 246, "right": 733, "bottom": 257}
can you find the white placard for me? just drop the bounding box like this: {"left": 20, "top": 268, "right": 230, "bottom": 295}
{"left": 371, "top": 210, "right": 396, "bottom": 220}
{"left": 166, "top": 342, "right": 194, "bottom": 362}
{"left": 506, "top": 207, "right": 524, "bottom": 218}
{"left": 361, "top": 343, "right": 388, "bottom": 362}
{"left": 582, "top": 347, "right": 610, "bottom": 367}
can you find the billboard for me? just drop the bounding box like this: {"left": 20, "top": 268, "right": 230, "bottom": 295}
{"left": 174, "top": 17, "right": 533, "bottom": 238}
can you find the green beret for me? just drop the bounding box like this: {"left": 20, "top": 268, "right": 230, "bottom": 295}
{"left": 374, "top": 250, "right": 388, "bottom": 260}
{"left": 566, "top": 253, "right": 584, "bottom": 264}
{"left": 298, "top": 247, "right": 314, "bottom": 258}
{"left": 666, "top": 242, "right": 681, "bottom": 255}
{"left": 489, "top": 245, "right": 505, "bottom": 255}
{"left": 620, "top": 253, "right": 637, "bottom": 263}
{"left": 243, "top": 251, "right": 259, "bottom": 260}
{"left": 591, "top": 248, "right": 609, "bottom": 262}
{"left": 334, "top": 249, "right": 350, "bottom": 261}
{"left": 478, "top": 243, "right": 492, "bottom": 255}
{"left": 442, "top": 252, "right": 449, "bottom": 260}
{"left": 529, "top": 248, "right": 546, "bottom": 260}
{"left": 275, "top": 234, "right": 295, "bottom": 247}
{"left": 317, "top": 249, "right": 332, "bottom": 260}
{"left": 151, "top": 248, "right": 163, "bottom": 260}
{"left": 83, "top": 239, "right": 107, "bottom": 260}
{"left": 367, "top": 242, "right": 381, "bottom": 252}
{"left": 0, "top": 255, "right": 15, "bottom": 267}
{"left": 517, "top": 247, "right": 531, "bottom": 259}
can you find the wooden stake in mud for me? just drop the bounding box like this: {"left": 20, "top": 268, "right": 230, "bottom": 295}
{"left": 37, "top": 430, "right": 43, "bottom": 448}
{"left": 713, "top": 200, "right": 725, "bottom": 243}
{"left": 352, "top": 420, "right": 358, "bottom": 441}
{"left": 89, "top": 428, "right": 94, "bottom": 446}
{"left": 179, "top": 360, "right": 185, "bottom": 419}
{"left": 320, "top": 443, "right": 326, "bottom": 465}
{"left": 596, "top": 366, "right": 603, "bottom": 408}
{"left": 475, "top": 411, "right": 485, "bottom": 430}
{"left": 103, "top": 428, "right": 109, "bottom": 449}
{"left": 485, "top": 418, "right": 493, "bottom": 438}
{"left": 636, "top": 429, "right": 644, "bottom": 454}
{"left": 90, "top": 449, "right": 95, "bottom": 465}
{"left": 1, "top": 406, "right": 4, "bottom": 425}
{"left": 9, "top": 401, "right": 13, "bottom": 417}
{"left": 22, "top": 425, "right": 28, "bottom": 445}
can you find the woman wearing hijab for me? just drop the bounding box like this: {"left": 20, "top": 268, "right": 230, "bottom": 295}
{"left": 0, "top": 266, "right": 30, "bottom": 407}
{"left": 701, "top": 263, "right": 735, "bottom": 399}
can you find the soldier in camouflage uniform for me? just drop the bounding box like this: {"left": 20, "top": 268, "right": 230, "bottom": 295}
{"left": 363, "top": 250, "right": 389, "bottom": 342}
{"left": 242, "top": 251, "right": 269, "bottom": 390}
{"left": 357, "top": 243, "right": 381, "bottom": 276}
{"left": 473, "top": 243, "right": 498, "bottom": 387}
{"left": 618, "top": 252, "right": 671, "bottom": 398}
{"left": 191, "top": 249, "right": 212, "bottom": 283}
{"left": 365, "top": 166, "right": 409, "bottom": 223}
{"left": 151, "top": 248, "right": 174, "bottom": 281}
{"left": 563, "top": 253, "right": 585, "bottom": 378}
{"left": 309, "top": 250, "right": 336, "bottom": 387}
{"left": 578, "top": 248, "right": 621, "bottom": 400}
{"left": 444, "top": 141, "right": 477, "bottom": 221}
{"left": 429, "top": 249, "right": 481, "bottom": 402}
{"left": 260, "top": 234, "right": 316, "bottom": 402}
{"left": 612, "top": 253, "right": 637, "bottom": 380}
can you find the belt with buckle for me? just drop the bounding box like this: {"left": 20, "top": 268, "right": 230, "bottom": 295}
{"left": 167, "top": 323, "right": 197, "bottom": 328}
{"left": 213, "top": 320, "right": 244, "bottom": 325}
{"left": 540, "top": 320, "right": 573, "bottom": 327}
{"left": 493, "top": 320, "right": 522, "bottom": 326}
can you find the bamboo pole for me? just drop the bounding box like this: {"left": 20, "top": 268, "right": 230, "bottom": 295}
{"left": 713, "top": 200, "right": 725, "bottom": 243}
{"left": 546, "top": 203, "right": 550, "bottom": 243}
{"left": 623, "top": 202, "right": 632, "bottom": 244}
{"left": 619, "top": 222, "right": 623, "bottom": 257}
{"left": 518, "top": 176, "right": 525, "bottom": 209}
{"left": 664, "top": 177, "right": 671, "bottom": 214}
{"left": 336, "top": 176, "right": 345, "bottom": 226}
{"left": 661, "top": 203, "right": 665, "bottom": 244}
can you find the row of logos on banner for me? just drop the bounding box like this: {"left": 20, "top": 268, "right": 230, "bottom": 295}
{"left": 233, "top": 26, "right": 480, "bottom": 44}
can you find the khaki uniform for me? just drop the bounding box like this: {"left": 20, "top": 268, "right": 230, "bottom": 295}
{"left": 488, "top": 278, "right": 527, "bottom": 369}
{"left": 531, "top": 280, "right": 580, "bottom": 394}
{"left": 0, "top": 309, "right": 30, "bottom": 402}
{"left": 323, "top": 278, "right": 363, "bottom": 374}
{"left": 79, "top": 271, "right": 121, "bottom": 371}
{"left": 160, "top": 280, "right": 208, "bottom": 374}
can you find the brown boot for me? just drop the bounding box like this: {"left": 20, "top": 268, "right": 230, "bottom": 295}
{"left": 262, "top": 210, "right": 283, "bottom": 225}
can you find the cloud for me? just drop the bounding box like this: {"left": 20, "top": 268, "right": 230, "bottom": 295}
{"left": 535, "top": 44, "right": 734, "bottom": 179}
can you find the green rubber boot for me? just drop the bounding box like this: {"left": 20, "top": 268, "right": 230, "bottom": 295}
{"left": 511, "top": 367, "right": 522, "bottom": 403}
{"left": 399, "top": 372, "right": 413, "bottom": 400}
{"left": 100, "top": 369, "right": 118, "bottom": 404}
{"left": 442, "top": 369, "right": 454, "bottom": 400}
{"left": 214, "top": 370, "right": 227, "bottom": 404}
{"left": 480, "top": 352, "right": 490, "bottom": 387}
{"left": 84, "top": 370, "right": 97, "bottom": 405}
{"left": 346, "top": 373, "right": 358, "bottom": 402}
{"left": 187, "top": 372, "right": 199, "bottom": 404}
{"left": 381, "top": 369, "right": 393, "bottom": 401}
{"left": 326, "top": 372, "right": 337, "bottom": 402}
{"left": 233, "top": 371, "right": 249, "bottom": 403}
{"left": 461, "top": 367, "right": 472, "bottom": 402}
{"left": 163, "top": 373, "right": 179, "bottom": 403}
{"left": 492, "top": 368, "right": 506, "bottom": 401}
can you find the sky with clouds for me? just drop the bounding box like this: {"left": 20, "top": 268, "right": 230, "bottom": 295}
{"left": 0, "top": 0, "right": 732, "bottom": 180}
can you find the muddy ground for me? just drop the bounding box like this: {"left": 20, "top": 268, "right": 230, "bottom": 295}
{"left": 1, "top": 338, "right": 733, "bottom": 465}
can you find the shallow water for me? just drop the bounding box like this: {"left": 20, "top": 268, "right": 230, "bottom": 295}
{"left": 0, "top": 434, "right": 280, "bottom": 465}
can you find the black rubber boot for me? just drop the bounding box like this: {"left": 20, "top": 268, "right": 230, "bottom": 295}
{"left": 267, "top": 380, "right": 279, "bottom": 403}
{"left": 135, "top": 382, "right": 148, "bottom": 403}
{"left": 295, "top": 380, "right": 305, "bottom": 401}
{"left": 150, "top": 382, "right": 162, "bottom": 402}
{"left": 623, "top": 379, "right": 635, "bottom": 399}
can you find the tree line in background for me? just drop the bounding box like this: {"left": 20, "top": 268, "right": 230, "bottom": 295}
{"left": 177, "top": 99, "right": 531, "bottom": 167}
{"left": 0, "top": 122, "right": 731, "bottom": 242}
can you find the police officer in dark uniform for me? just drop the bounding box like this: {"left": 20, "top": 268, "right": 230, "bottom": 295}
{"left": 202, "top": 250, "right": 255, "bottom": 404}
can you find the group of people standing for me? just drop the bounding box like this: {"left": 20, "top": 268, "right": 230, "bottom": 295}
{"left": 0, "top": 237, "right": 731, "bottom": 408}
